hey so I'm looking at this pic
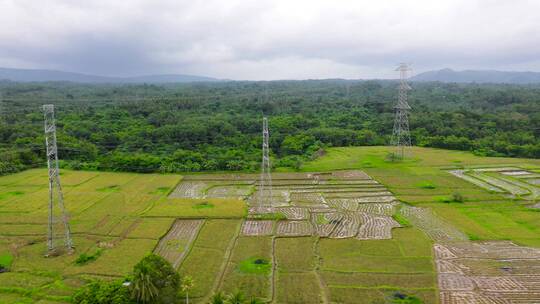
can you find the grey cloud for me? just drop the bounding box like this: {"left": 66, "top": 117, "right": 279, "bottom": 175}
{"left": 0, "top": 0, "right": 539, "bottom": 80}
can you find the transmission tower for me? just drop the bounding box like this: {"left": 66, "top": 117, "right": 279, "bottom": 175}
{"left": 258, "top": 117, "right": 273, "bottom": 211}
{"left": 391, "top": 63, "right": 412, "bottom": 159}
{"left": 43, "top": 104, "right": 74, "bottom": 255}
{"left": 0, "top": 92, "right": 4, "bottom": 123}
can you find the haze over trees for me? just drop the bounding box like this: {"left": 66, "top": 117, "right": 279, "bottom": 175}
{"left": 0, "top": 80, "right": 539, "bottom": 174}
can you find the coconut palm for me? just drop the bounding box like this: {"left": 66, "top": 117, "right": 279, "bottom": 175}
{"left": 131, "top": 270, "right": 158, "bottom": 303}
{"left": 248, "top": 298, "right": 264, "bottom": 304}
{"left": 226, "top": 291, "right": 245, "bottom": 304}
{"left": 209, "top": 292, "right": 226, "bottom": 304}
{"left": 181, "top": 276, "right": 195, "bottom": 304}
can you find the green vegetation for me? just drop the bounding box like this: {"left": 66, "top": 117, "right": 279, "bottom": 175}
{"left": 75, "top": 249, "right": 103, "bottom": 265}
{"left": 237, "top": 258, "right": 271, "bottom": 274}
{"left": 96, "top": 185, "right": 120, "bottom": 192}
{"left": 2, "top": 81, "right": 539, "bottom": 176}
{"left": 316, "top": 213, "right": 330, "bottom": 225}
{"left": 417, "top": 182, "right": 436, "bottom": 189}
{"left": 451, "top": 192, "right": 465, "bottom": 203}
{"left": 209, "top": 290, "right": 264, "bottom": 304}
{"left": 72, "top": 280, "right": 133, "bottom": 304}
{"left": 192, "top": 201, "right": 214, "bottom": 209}
{"left": 131, "top": 254, "right": 180, "bottom": 304}
{"left": 0, "top": 252, "right": 13, "bottom": 270}
{"left": 392, "top": 213, "right": 411, "bottom": 227}
{"left": 180, "top": 275, "right": 195, "bottom": 304}
{"left": 303, "top": 146, "right": 539, "bottom": 172}
{"left": 392, "top": 292, "right": 423, "bottom": 304}
{"left": 72, "top": 254, "right": 183, "bottom": 304}
{"left": 436, "top": 192, "right": 465, "bottom": 203}
{"left": 151, "top": 187, "right": 171, "bottom": 195}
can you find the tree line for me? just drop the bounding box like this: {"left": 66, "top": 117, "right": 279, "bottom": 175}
{"left": 0, "top": 80, "right": 539, "bottom": 174}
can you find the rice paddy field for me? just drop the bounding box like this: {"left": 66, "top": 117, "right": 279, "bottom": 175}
{"left": 1, "top": 146, "right": 540, "bottom": 303}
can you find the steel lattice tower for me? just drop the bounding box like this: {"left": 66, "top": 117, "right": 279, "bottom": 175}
{"left": 391, "top": 63, "right": 412, "bottom": 158}
{"left": 0, "top": 92, "right": 4, "bottom": 123}
{"left": 43, "top": 104, "right": 73, "bottom": 254}
{"left": 258, "top": 117, "right": 273, "bottom": 210}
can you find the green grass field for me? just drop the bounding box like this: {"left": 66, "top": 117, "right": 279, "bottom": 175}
{"left": 1, "top": 146, "right": 539, "bottom": 303}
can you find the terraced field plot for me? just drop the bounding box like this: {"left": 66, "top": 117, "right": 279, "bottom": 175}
{"left": 450, "top": 167, "right": 540, "bottom": 202}
{"left": 154, "top": 219, "right": 203, "bottom": 268}
{"left": 157, "top": 169, "right": 416, "bottom": 303}
{"left": 436, "top": 241, "right": 540, "bottom": 303}
{"left": 170, "top": 170, "right": 403, "bottom": 240}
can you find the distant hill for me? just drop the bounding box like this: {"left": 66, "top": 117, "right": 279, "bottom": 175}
{"left": 411, "top": 68, "right": 540, "bottom": 84}
{"left": 0, "top": 67, "right": 220, "bottom": 83}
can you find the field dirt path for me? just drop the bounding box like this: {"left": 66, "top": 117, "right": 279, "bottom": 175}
{"left": 212, "top": 220, "right": 242, "bottom": 298}
{"left": 113, "top": 218, "right": 142, "bottom": 245}
{"left": 313, "top": 237, "right": 329, "bottom": 304}
{"left": 270, "top": 236, "right": 277, "bottom": 303}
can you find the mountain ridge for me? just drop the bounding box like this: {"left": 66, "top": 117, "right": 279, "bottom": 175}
{"left": 411, "top": 68, "right": 540, "bottom": 84}
{"left": 0, "top": 67, "right": 220, "bottom": 83}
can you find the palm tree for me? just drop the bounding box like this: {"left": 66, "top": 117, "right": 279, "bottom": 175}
{"left": 210, "top": 292, "right": 226, "bottom": 304}
{"left": 248, "top": 298, "right": 264, "bottom": 304}
{"left": 181, "top": 276, "right": 195, "bottom": 304}
{"left": 131, "top": 270, "right": 158, "bottom": 303}
{"left": 226, "top": 291, "right": 245, "bottom": 304}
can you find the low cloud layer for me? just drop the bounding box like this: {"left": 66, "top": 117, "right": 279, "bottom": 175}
{"left": 1, "top": 0, "right": 539, "bottom": 80}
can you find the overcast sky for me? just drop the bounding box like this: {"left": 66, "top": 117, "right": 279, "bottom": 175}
{"left": 1, "top": 0, "right": 539, "bottom": 80}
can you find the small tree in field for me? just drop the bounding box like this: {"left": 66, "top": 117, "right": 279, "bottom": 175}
{"left": 181, "top": 276, "right": 195, "bottom": 304}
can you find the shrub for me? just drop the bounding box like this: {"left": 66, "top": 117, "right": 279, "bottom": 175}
{"left": 0, "top": 253, "right": 14, "bottom": 272}
{"left": 418, "top": 182, "right": 436, "bottom": 189}
{"left": 72, "top": 280, "right": 133, "bottom": 304}
{"left": 392, "top": 213, "right": 411, "bottom": 227}
{"left": 438, "top": 192, "right": 465, "bottom": 203}
{"left": 391, "top": 292, "right": 422, "bottom": 304}
{"left": 75, "top": 249, "right": 103, "bottom": 265}
{"left": 451, "top": 192, "right": 464, "bottom": 203}
{"left": 385, "top": 152, "right": 402, "bottom": 162}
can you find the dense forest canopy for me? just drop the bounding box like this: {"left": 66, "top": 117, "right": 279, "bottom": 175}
{"left": 0, "top": 80, "right": 539, "bottom": 174}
